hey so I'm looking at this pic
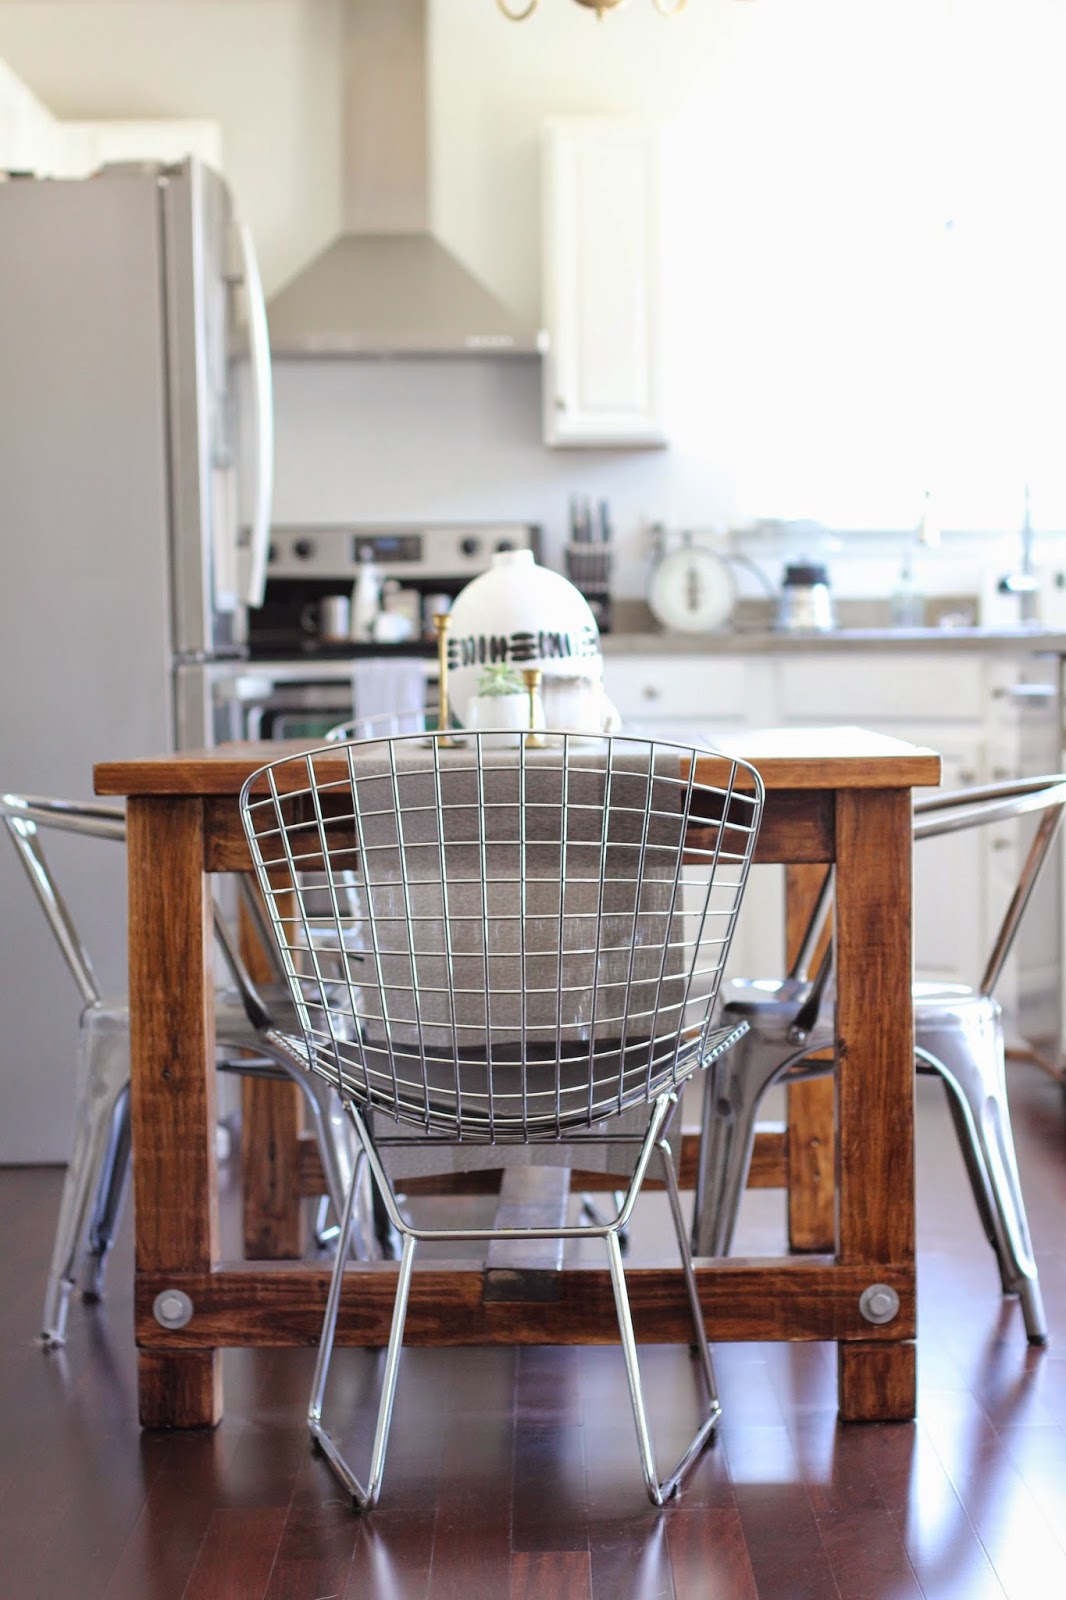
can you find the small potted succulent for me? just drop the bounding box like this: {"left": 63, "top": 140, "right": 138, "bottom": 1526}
{"left": 464, "top": 663, "right": 534, "bottom": 745}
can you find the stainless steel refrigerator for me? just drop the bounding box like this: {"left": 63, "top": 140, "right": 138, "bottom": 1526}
{"left": 0, "top": 159, "right": 273, "bottom": 1160}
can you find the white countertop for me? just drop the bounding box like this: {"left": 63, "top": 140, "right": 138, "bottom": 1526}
{"left": 600, "top": 626, "right": 1066, "bottom": 657}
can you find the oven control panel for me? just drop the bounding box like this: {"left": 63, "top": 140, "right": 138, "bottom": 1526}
{"left": 266, "top": 523, "right": 539, "bottom": 580}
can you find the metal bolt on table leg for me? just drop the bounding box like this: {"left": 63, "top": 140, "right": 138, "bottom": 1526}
{"left": 153, "top": 1289, "right": 194, "bottom": 1330}
{"left": 859, "top": 1283, "right": 900, "bottom": 1325}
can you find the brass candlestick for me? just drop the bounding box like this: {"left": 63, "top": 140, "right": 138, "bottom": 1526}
{"left": 432, "top": 612, "right": 462, "bottom": 746}
{"left": 522, "top": 667, "right": 548, "bottom": 749}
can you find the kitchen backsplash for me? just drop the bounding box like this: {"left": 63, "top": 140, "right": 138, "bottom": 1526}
{"left": 269, "top": 358, "right": 1066, "bottom": 628}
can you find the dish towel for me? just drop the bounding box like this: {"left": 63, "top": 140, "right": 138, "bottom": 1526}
{"left": 350, "top": 658, "right": 426, "bottom": 727}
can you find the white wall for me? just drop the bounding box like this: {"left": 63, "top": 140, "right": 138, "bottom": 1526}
{"left": 0, "top": 0, "right": 344, "bottom": 295}
{"left": 4, "top": 0, "right": 1066, "bottom": 597}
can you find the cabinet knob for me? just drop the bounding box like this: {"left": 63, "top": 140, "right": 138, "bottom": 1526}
{"left": 554, "top": 396, "right": 568, "bottom": 412}
{"left": 959, "top": 768, "right": 977, "bottom": 785}
{"left": 642, "top": 685, "right": 661, "bottom": 701}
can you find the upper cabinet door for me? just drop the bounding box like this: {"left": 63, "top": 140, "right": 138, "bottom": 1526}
{"left": 541, "top": 117, "right": 666, "bottom": 450}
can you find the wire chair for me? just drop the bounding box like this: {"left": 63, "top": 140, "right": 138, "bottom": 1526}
{"left": 692, "top": 773, "right": 1066, "bottom": 1346}
{"left": 0, "top": 793, "right": 366, "bottom": 1348}
{"left": 241, "top": 730, "right": 764, "bottom": 1508}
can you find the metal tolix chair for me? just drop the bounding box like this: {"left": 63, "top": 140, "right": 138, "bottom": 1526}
{"left": 692, "top": 774, "right": 1066, "bottom": 1346}
{"left": 240, "top": 730, "right": 764, "bottom": 1508}
{"left": 1, "top": 793, "right": 365, "bottom": 1348}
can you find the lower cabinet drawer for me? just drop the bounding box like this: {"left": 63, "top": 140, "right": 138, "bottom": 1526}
{"left": 604, "top": 656, "right": 747, "bottom": 722}
{"left": 777, "top": 653, "right": 985, "bottom": 722}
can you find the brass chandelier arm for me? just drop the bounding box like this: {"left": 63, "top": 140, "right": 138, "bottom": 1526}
{"left": 652, "top": 0, "right": 688, "bottom": 13}
{"left": 497, "top": 0, "right": 540, "bottom": 17}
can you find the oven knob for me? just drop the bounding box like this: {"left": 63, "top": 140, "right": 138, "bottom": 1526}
{"left": 293, "top": 538, "right": 315, "bottom": 560}
{"left": 267, "top": 543, "right": 278, "bottom": 565}
{"left": 460, "top": 536, "right": 480, "bottom": 558}
{"left": 496, "top": 538, "right": 515, "bottom": 553}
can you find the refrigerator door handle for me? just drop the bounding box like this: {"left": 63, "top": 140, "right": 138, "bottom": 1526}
{"left": 235, "top": 221, "right": 274, "bottom": 608}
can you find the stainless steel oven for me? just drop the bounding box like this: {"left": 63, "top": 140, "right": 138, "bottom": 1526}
{"left": 175, "top": 657, "right": 439, "bottom": 748}
{"left": 173, "top": 522, "right": 539, "bottom": 750}
{"left": 249, "top": 522, "right": 540, "bottom": 659}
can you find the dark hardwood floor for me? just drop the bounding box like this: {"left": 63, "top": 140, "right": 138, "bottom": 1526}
{"left": 2, "top": 1068, "right": 1065, "bottom": 1600}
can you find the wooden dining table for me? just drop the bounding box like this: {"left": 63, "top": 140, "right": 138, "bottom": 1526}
{"left": 94, "top": 725, "right": 941, "bottom": 1432}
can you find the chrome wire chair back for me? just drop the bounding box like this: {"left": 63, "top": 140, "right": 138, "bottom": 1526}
{"left": 692, "top": 773, "right": 1066, "bottom": 1346}
{"left": 0, "top": 793, "right": 363, "bottom": 1348}
{"left": 240, "top": 731, "right": 764, "bottom": 1508}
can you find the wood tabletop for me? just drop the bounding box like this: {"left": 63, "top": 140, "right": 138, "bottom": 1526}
{"left": 95, "top": 726, "right": 942, "bottom": 797}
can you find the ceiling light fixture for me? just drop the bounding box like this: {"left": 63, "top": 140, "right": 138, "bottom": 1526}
{"left": 497, "top": 0, "right": 687, "bottom": 20}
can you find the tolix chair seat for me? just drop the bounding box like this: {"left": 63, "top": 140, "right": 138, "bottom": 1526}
{"left": 1, "top": 793, "right": 367, "bottom": 1349}
{"left": 693, "top": 775, "right": 1066, "bottom": 1346}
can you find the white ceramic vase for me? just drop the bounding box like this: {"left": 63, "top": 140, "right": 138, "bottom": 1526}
{"left": 446, "top": 550, "right": 603, "bottom": 729}
{"left": 464, "top": 691, "right": 532, "bottom": 748}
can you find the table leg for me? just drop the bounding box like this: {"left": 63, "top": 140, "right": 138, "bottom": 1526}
{"left": 127, "top": 797, "right": 221, "bottom": 1428}
{"left": 784, "top": 865, "right": 835, "bottom": 1252}
{"left": 834, "top": 789, "right": 916, "bottom": 1421}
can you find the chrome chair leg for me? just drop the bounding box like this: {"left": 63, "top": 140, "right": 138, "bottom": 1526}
{"left": 605, "top": 1099, "right": 723, "bottom": 1506}
{"left": 658, "top": 1136, "right": 719, "bottom": 1408}
{"left": 218, "top": 1043, "right": 375, "bottom": 1260}
{"left": 40, "top": 1007, "right": 129, "bottom": 1346}
{"left": 297, "top": 1068, "right": 356, "bottom": 1220}
{"left": 305, "top": 1094, "right": 722, "bottom": 1511}
{"left": 294, "top": 1067, "right": 381, "bottom": 1261}
{"left": 917, "top": 1019, "right": 1048, "bottom": 1345}
{"left": 312, "top": 1193, "right": 336, "bottom": 1249}
{"left": 605, "top": 1229, "right": 665, "bottom": 1505}
{"left": 307, "top": 1104, "right": 416, "bottom": 1511}
{"left": 693, "top": 995, "right": 1048, "bottom": 1345}
{"left": 692, "top": 1026, "right": 819, "bottom": 1257}
{"left": 934, "top": 1068, "right": 1011, "bottom": 1290}
{"left": 81, "top": 1083, "right": 132, "bottom": 1300}
{"left": 604, "top": 1169, "right": 721, "bottom": 1508}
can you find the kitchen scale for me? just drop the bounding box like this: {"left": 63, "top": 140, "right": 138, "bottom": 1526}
{"left": 648, "top": 531, "right": 738, "bottom": 634}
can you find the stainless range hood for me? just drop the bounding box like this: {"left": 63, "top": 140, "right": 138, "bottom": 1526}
{"left": 267, "top": 0, "right": 540, "bottom": 357}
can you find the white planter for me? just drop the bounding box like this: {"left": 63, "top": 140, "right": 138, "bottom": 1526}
{"left": 464, "top": 691, "right": 536, "bottom": 748}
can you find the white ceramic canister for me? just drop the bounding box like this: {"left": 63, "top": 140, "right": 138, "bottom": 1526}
{"left": 445, "top": 550, "right": 604, "bottom": 729}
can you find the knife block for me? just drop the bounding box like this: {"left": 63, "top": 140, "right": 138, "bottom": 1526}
{"left": 564, "top": 543, "right": 613, "bottom": 633}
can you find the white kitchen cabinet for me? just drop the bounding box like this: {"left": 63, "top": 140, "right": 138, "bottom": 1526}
{"left": 540, "top": 117, "right": 665, "bottom": 449}
{"left": 602, "top": 653, "right": 781, "bottom": 982}
{"left": 604, "top": 654, "right": 747, "bottom": 727}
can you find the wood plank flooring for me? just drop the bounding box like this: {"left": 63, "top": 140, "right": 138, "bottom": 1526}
{"left": 1, "top": 1068, "right": 1064, "bottom": 1600}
